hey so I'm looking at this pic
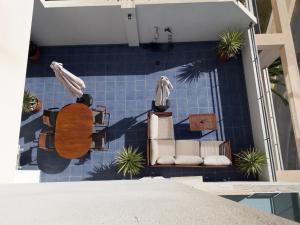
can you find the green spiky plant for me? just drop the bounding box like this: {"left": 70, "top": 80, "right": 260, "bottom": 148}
{"left": 235, "top": 148, "right": 267, "bottom": 178}
{"left": 115, "top": 146, "right": 144, "bottom": 179}
{"left": 268, "top": 58, "right": 289, "bottom": 106}
{"left": 23, "top": 90, "right": 38, "bottom": 114}
{"left": 217, "top": 30, "right": 244, "bottom": 60}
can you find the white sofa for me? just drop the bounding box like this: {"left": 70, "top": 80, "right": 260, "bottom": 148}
{"left": 147, "top": 112, "right": 232, "bottom": 167}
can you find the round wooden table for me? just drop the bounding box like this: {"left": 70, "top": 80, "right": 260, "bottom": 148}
{"left": 55, "top": 103, "right": 93, "bottom": 159}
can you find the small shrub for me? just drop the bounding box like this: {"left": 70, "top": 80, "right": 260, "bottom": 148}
{"left": 115, "top": 146, "right": 144, "bottom": 179}
{"left": 218, "top": 30, "right": 244, "bottom": 60}
{"left": 235, "top": 148, "right": 267, "bottom": 178}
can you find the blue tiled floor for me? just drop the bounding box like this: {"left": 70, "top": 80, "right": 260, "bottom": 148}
{"left": 19, "top": 42, "right": 254, "bottom": 182}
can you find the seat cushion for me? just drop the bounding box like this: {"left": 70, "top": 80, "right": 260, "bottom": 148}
{"left": 157, "top": 116, "right": 175, "bottom": 139}
{"left": 175, "top": 155, "right": 203, "bottom": 165}
{"left": 200, "top": 141, "right": 224, "bottom": 157}
{"left": 157, "top": 156, "right": 175, "bottom": 165}
{"left": 149, "top": 114, "right": 159, "bottom": 139}
{"left": 150, "top": 140, "right": 176, "bottom": 165}
{"left": 203, "top": 155, "right": 232, "bottom": 166}
{"left": 175, "top": 140, "right": 200, "bottom": 156}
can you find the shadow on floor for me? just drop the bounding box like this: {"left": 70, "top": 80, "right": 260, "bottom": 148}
{"left": 19, "top": 147, "right": 37, "bottom": 167}
{"left": 176, "top": 59, "right": 215, "bottom": 84}
{"left": 85, "top": 163, "right": 124, "bottom": 180}
{"left": 19, "top": 116, "right": 43, "bottom": 144}
{"left": 37, "top": 149, "right": 71, "bottom": 174}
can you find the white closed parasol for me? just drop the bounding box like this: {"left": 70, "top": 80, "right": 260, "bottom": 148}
{"left": 154, "top": 76, "right": 174, "bottom": 107}
{"left": 50, "top": 61, "right": 85, "bottom": 98}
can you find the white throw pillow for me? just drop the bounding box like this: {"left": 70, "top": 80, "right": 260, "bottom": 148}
{"left": 157, "top": 156, "right": 175, "bottom": 165}
{"left": 149, "top": 114, "right": 159, "bottom": 139}
{"left": 203, "top": 155, "right": 231, "bottom": 166}
{"left": 175, "top": 155, "right": 203, "bottom": 165}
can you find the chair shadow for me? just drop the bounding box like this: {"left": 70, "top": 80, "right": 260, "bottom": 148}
{"left": 19, "top": 147, "right": 38, "bottom": 167}
{"left": 37, "top": 148, "right": 71, "bottom": 174}
{"left": 19, "top": 115, "right": 43, "bottom": 144}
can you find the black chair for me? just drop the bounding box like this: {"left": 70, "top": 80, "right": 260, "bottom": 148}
{"left": 38, "top": 132, "right": 55, "bottom": 151}
{"left": 42, "top": 108, "right": 59, "bottom": 128}
{"left": 76, "top": 93, "right": 93, "bottom": 107}
{"left": 92, "top": 105, "right": 111, "bottom": 127}
{"left": 90, "top": 130, "right": 109, "bottom": 151}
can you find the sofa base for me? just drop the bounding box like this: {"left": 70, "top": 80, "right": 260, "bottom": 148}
{"left": 149, "top": 164, "right": 233, "bottom": 168}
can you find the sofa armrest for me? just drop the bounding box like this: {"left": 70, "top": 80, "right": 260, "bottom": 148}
{"left": 222, "top": 140, "right": 232, "bottom": 161}
{"left": 149, "top": 112, "right": 172, "bottom": 118}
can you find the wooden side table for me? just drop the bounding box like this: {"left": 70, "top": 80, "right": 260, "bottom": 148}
{"left": 188, "top": 113, "right": 217, "bottom": 131}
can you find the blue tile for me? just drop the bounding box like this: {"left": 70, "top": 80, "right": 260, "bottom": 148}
{"left": 22, "top": 42, "right": 254, "bottom": 183}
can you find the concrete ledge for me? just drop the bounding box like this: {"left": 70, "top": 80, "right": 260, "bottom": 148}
{"left": 276, "top": 170, "right": 300, "bottom": 182}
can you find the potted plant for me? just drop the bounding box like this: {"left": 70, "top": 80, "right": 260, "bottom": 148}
{"left": 268, "top": 58, "right": 289, "bottom": 105}
{"left": 28, "top": 41, "right": 41, "bottom": 61}
{"left": 115, "top": 146, "right": 144, "bottom": 180}
{"left": 23, "top": 90, "right": 42, "bottom": 114}
{"left": 217, "top": 30, "right": 244, "bottom": 61}
{"left": 235, "top": 148, "right": 267, "bottom": 178}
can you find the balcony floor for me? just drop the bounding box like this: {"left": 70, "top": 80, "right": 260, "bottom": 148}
{"left": 20, "top": 42, "right": 253, "bottom": 182}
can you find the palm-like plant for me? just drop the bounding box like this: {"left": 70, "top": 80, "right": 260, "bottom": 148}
{"left": 218, "top": 30, "right": 244, "bottom": 60}
{"left": 115, "top": 146, "right": 144, "bottom": 179}
{"left": 268, "top": 58, "right": 288, "bottom": 105}
{"left": 235, "top": 148, "right": 267, "bottom": 178}
{"left": 23, "top": 90, "right": 38, "bottom": 114}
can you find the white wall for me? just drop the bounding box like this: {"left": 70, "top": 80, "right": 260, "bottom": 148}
{"left": 0, "top": 180, "right": 294, "bottom": 225}
{"left": 31, "top": 0, "right": 256, "bottom": 46}
{"left": 31, "top": 0, "right": 127, "bottom": 46}
{"left": 0, "top": 0, "right": 34, "bottom": 183}
{"left": 136, "top": 2, "right": 254, "bottom": 43}
{"left": 242, "top": 29, "right": 273, "bottom": 181}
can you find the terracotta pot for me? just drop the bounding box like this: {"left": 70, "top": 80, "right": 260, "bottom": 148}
{"left": 32, "top": 99, "right": 42, "bottom": 113}
{"left": 29, "top": 48, "right": 41, "bottom": 61}
{"left": 217, "top": 53, "right": 229, "bottom": 62}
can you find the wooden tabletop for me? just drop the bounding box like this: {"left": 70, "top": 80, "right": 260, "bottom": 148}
{"left": 189, "top": 113, "right": 217, "bottom": 131}
{"left": 55, "top": 103, "right": 93, "bottom": 159}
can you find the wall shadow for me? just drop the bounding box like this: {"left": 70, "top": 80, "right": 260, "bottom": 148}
{"left": 216, "top": 57, "right": 254, "bottom": 153}
{"left": 19, "top": 116, "right": 43, "bottom": 144}
{"left": 26, "top": 42, "right": 217, "bottom": 78}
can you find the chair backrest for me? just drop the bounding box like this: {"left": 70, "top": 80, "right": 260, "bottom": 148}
{"left": 38, "top": 132, "right": 55, "bottom": 150}
{"left": 91, "top": 132, "right": 106, "bottom": 150}
{"left": 42, "top": 108, "right": 59, "bottom": 127}
{"left": 92, "top": 110, "right": 104, "bottom": 124}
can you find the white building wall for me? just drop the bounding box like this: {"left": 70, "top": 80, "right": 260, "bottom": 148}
{"left": 0, "top": 0, "right": 34, "bottom": 183}
{"left": 31, "top": 0, "right": 255, "bottom": 46}
{"left": 242, "top": 29, "right": 273, "bottom": 181}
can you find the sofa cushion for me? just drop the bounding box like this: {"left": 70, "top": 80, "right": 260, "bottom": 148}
{"left": 149, "top": 114, "right": 159, "bottom": 139}
{"left": 200, "top": 141, "right": 224, "bottom": 157}
{"left": 157, "top": 116, "right": 175, "bottom": 139}
{"left": 150, "top": 140, "right": 176, "bottom": 165}
{"left": 157, "top": 156, "right": 175, "bottom": 165}
{"left": 175, "top": 140, "right": 200, "bottom": 156}
{"left": 175, "top": 155, "right": 203, "bottom": 165}
{"left": 203, "top": 155, "right": 232, "bottom": 166}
